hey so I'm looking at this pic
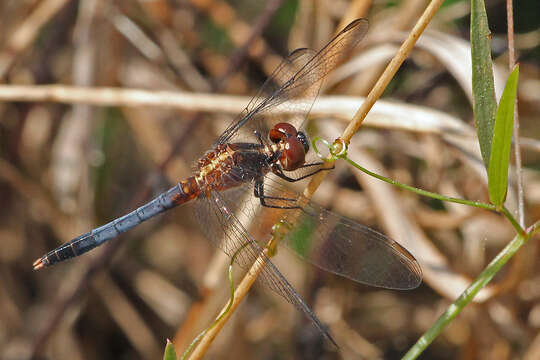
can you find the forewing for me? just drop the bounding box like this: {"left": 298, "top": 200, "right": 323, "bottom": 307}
{"left": 215, "top": 48, "right": 317, "bottom": 146}
{"left": 215, "top": 19, "right": 369, "bottom": 146}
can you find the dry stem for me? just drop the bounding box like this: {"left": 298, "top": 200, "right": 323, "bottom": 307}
{"left": 186, "top": 251, "right": 269, "bottom": 360}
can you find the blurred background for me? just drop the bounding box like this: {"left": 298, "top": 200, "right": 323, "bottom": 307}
{"left": 1, "top": 0, "right": 539, "bottom": 359}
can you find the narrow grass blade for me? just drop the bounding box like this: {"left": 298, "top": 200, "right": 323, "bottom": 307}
{"left": 471, "top": 0, "right": 497, "bottom": 169}
{"left": 163, "top": 339, "right": 177, "bottom": 360}
{"left": 488, "top": 65, "right": 519, "bottom": 208}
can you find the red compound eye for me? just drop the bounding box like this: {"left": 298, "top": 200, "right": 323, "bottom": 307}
{"left": 269, "top": 122, "right": 298, "bottom": 143}
{"left": 280, "top": 136, "right": 306, "bottom": 171}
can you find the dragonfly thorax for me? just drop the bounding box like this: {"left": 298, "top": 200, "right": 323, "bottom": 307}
{"left": 195, "top": 145, "right": 238, "bottom": 190}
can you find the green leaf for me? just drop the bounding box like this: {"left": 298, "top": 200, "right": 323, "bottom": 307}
{"left": 287, "top": 216, "right": 316, "bottom": 257}
{"left": 163, "top": 339, "right": 177, "bottom": 360}
{"left": 488, "top": 65, "right": 519, "bottom": 208}
{"left": 471, "top": 0, "right": 497, "bottom": 169}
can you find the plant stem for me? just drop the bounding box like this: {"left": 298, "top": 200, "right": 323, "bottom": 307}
{"left": 500, "top": 207, "right": 525, "bottom": 236}
{"left": 341, "top": 156, "right": 525, "bottom": 235}
{"left": 186, "top": 250, "right": 268, "bottom": 360}
{"left": 181, "top": 260, "right": 237, "bottom": 360}
{"left": 302, "top": 0, "right": 446, "bottom": 202}
{"left": 402, "top": 220, "right": 539, "bottom": 360}
{"left": 340, "top": 0, "right": 446, "bottom": 142}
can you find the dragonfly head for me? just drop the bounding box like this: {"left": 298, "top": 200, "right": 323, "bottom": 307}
{"left": 269, "top": 122, "right": 309, "bottom": 171}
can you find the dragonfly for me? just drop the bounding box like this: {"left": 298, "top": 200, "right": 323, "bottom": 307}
{"left": 33, "top": 19, "right": 422, "bottom": 346}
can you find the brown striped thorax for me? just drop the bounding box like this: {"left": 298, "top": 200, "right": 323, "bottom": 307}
{"left": 188, "top": 122, "right": 311, "bottom": 198}
{"left": 195, "top": 144, "right": 238, "bottom": 192}
{"left": 164, "top": 121, "right": 311, "bottom": 207}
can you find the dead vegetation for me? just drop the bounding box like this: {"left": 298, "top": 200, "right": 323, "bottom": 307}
{"left": 0, "top": 0, "right": 539, "bottom": 359}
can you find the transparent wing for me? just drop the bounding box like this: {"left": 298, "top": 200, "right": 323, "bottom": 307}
{"left": 194, "top": 186, "right": 337, "bottom": 345}
{"left": 199, "top": 170, "right": 422, "bottom": 290}
{"left": 215, "top": 18, "right": 369, "bottom": 146}
{"left": 263, "top": 177, "right": 422, "bottom": 290}
{"left": 215, "top": 48, "right": 316, "bottom": 146}
{"left": 285, "top": 204, "right": 423, "bottom": 290}
{"left": 194, "top": 185, "right": 260, "bottom": 266}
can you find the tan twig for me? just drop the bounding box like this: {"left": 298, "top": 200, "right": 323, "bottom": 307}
{"left": 3, "top": 83, "right": 540, "bottom": 154}
{"left": 186, "top": 251, "right": 269, "bottom": 360}
{"left": 341, "top": 0, "right": 445, "bottom": 143}
{"left": 349, "top": 0, "right": 426, "bottom": 95}
{"left": 0, "top": 85, "right": 466, "bottom": 131}
{"left": 0, "top": 84, "right": 246, "bottom": 110}
{"left": 303, "top": 0, "right": 445, "bottom": 202}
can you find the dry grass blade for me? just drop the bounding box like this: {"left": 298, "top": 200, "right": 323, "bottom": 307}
{"left": 2, "top": 0, "right": 539, "bottom": 358}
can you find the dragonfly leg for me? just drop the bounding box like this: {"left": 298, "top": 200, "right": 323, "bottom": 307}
{"left": 271, "top": 162, "right": 333, "bottom": 182}
{"left": 254, "top": 180, "right": 301, "bottom": 209}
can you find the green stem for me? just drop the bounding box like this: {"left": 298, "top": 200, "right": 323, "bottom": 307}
{"left": 313, "top": 137, "right": 525, "bottom": 235}
{"left": 344, "top": 157, "right": 491, "bottom": 209}
{"left": 500, "top": 206, "right": 525, "bottom": 236}
{"left": 402, "top": 220, "right": 539, "bottom": 359}
{"left": 341, "top": 156, "right": 525, "bottom": 236}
